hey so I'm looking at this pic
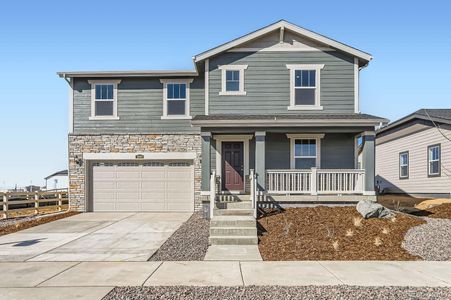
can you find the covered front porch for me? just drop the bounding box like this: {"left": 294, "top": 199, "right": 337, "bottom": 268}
{"left": 199, "top": 130, "right": 376, "bottom": 199}
{"left": 192, "top": 114, "right": 386, "bottom": 207}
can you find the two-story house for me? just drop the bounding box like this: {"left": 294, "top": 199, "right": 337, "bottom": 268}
{"left": 59, "top": 20, "right": 388, "bottom": 215}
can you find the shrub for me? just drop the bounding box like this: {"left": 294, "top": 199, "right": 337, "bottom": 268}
{"left": 353, "top": 216, "right": 363, "bottom": 227}
{"left": 374, "top": 237, "right": 382, "bottom": 246}
{"left": 332, "top": 240, "right": 339, "bottom": 251}
{"left": 345, "top": 229, "right": 354, "bottom": 237}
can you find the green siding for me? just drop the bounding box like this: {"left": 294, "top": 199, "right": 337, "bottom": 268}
{"left": 208, "top": 51, "right": 355, "bottom": 114}
{"left": 73, "top": 77, "right": 204, "bottom": 134}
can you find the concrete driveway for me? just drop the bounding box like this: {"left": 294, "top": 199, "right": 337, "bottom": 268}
{"left": 0, "top": 212, "right": 191, "bottom": 262}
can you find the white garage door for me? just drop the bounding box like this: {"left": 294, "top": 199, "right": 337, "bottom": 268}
{"left": 92, "top": 161, "right": 194, "bottom": 212}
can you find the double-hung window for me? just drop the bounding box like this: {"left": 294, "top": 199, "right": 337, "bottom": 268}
{"left": 286, "top": 64, "right": 324, "bottom": 110}
{"left": 219, "top": 65, "right": 248, "bottom": 95}
{"left": 287, "top": 134, "right": 324, "bottom": 169}
{"left": 428, "top": 144, "right": 441, "bottom": 177}
{"left": 399, "top": 151, "right": 409, "bottom": 179}
{"left": 89, "top": 80, "right": 120, "bottom": 120}
{"left": 160, "top": 79, "right": 193, "bottom": 119}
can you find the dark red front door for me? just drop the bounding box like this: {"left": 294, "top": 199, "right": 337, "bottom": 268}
{"left": 222, "top": 142, "right": 244, "bottom": 191}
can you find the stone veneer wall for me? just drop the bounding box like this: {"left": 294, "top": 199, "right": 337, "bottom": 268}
{"left": 68, "top": 134, "right": 203, "bottom": 211}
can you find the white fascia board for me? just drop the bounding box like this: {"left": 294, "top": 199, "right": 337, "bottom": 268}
{"left": 82, "top": 152, "right": 196, "bottom": 160}
{"left": 194, "top": 20, "right": 372, "bottom": 63}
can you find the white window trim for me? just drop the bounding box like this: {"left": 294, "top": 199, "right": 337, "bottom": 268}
{"left": 286, "top": 64, "right": 324, "bottom": 110}
{"left": 214, "top": 134, "right": 252, "bottom": 193}
{"left": 287, "top": 133, "right": 325, "bottom": 169}
{"left": 218, "top": 65, "right": 248, "bottom": 95}
{"left": 160, "top": 79, "right": 193, "bottom": 120}
{"left": 399, "top": 151, "right": 409, "bottom": 179}
{"left": 428, "top": 145, "right": 441, "bottom": 176}
{"left": 88, "top": 80, "right": 121, "bottom": 120}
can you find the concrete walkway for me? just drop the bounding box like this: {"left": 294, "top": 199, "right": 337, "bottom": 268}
{"left": 0, "top": 212, "right": 191, "bottom": 262}
{"left": 204, "top": 245, "right": 262, "bottom": 261}
{"left": 0, "top": 261, "right": 450, "bottom": 299}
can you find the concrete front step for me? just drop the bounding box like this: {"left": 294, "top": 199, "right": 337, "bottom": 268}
{"left": 210, "top": 227, "right": 257, "bottom": 237}
{"left": 210, "top": 216, "right": 256, "bottom": 228}
{"left": 217, "top": 194, "right": 251, "bottom": 202}
{"left": 214, "top": 208, "right": 254, "bottom": 216}
{"left": 215, "top": 201, "right": 252, "bottom": 209}
{"left": 209, "top": 236, "right": 258, "bottom": 245}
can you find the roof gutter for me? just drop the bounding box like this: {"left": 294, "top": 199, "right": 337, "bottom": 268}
{"left": 192, "top": 118, "right": 388, "bottom": 128}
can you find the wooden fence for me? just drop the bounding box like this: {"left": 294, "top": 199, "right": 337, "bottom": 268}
{"left": 0, "top": 189, "right": 69, "bottom": 219}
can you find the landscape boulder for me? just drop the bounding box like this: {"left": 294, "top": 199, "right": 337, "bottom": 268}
{"left": 356, "top": 200, "right": 393, "bottom": 219}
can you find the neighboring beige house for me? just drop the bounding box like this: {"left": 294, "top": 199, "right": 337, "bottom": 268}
{"left": 376, "top": 109, "right": 451, "bottom": 197}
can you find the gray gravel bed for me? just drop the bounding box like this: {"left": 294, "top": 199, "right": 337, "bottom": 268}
{"left": 403, "top": 217, "right": 451, "bottom": 261}
{"left": 103, "top": 286, "right": 451, "bottom": 300}
{"left": 149, "top": 212, "right": 209, "bottom": 261}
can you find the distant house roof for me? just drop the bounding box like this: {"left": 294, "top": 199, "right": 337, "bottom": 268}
{"left": 377, "top": 109, "right": 451, "bottom": 135}
{"left": 192, "top": 113, "right": 388, "bottom": 127}
{"left": 45, "top": 170, "right": 68, "bottom": 180}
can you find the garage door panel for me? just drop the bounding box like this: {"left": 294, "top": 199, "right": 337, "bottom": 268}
{"left": 141, "top": 181, "right": 166, "bottom": 191}
{"left": 167, "top": 202, "right": 193, "bottom": 211}
{"left": 116, "top": 171, "right": 141, "bottom": 179}
{"left": 93, "top": 181, "right": 116, "bottom": 189}
{"left": 92, "top": 161, "right": 193, "bottom": 212}
{"left": 116, "top": 181, "right": 141, "bottom": 189}
{"left": 94, "top": 192, "right": 116, "bottom": 200}
{"left": 115, "top": 203, "right": 141, "bottom": 211}
{"left": 94, "top": 202, "right": 117, "bottom": 211}
{"left": 141, "top": 203, "right": 166, "bottom": 211}
{"left": 93, "top": 171, "right": 116, "bottom": 180}
{"left": 140, "top": 192, "right": 165, "bottom": 202}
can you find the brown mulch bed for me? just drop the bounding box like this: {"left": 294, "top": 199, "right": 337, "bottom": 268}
{"left": 423, "top": 203, "right": 451, "bottom": 220}
{"left": 258, "top": 206, "right": 425, "bottom": 261}
{"left": 0, "top": 211, "right": 79, "bottom": 236}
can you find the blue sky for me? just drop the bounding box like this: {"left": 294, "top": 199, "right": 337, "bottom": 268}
{"left": 0, "top": 0, "right": 450, "bottom": 188}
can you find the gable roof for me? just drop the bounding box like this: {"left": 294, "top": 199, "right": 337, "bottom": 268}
{"left": 194, "top": 20, "right": 372, "bottom": 65}
{"left": 377, "top": 109, "right": 451, "bottom": 135}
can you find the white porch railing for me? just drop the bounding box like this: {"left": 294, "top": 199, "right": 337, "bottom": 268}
{"left": 249, "top": 169, "right": 257, "bottom": 218}
{"left": 209, "top": 170, "right": 217, "bottom": 219}
{"left": 266, "top": 168, "right": 365, "bottom": 195}
{"left": 266, "top": 169, "right": 312, "bottom": 194}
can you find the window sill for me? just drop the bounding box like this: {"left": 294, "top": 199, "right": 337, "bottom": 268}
{"left": 219, "top": 91, "right": 247, "bottom": 96}
{"left": 287, "top": 105, "right": 323, "bottom": 111}
{"left": 89, "top": 116, "right": 120, "bottom": 121}
{"left": 160, "top": 116, "right": 192, "bottom": 120}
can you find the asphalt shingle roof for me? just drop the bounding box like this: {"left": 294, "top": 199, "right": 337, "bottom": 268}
{"left": 192, "top": 113, "right": 387, "bottom": 121}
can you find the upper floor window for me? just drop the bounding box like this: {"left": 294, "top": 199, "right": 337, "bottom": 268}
{"left": 287, "top": 134, "right": 324, "bottom": 169}
{"left": 286, "top": 64, "right": 324, "bottom": 111}
{"left": 219, "top": 65, "right": 248, "bottom": 95}
{"left": 428, "top": 144, "right": 441, "bottom": 177}
{"left": 160, "top": 79, "right": 193, "bottom": 119}
{"left": 399, "top": 151, "right": 409, "bottom": 179}
{"left": 88, "top": 80, "right": 121, "bottom": 120}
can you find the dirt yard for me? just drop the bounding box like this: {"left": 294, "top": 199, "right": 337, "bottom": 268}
{"left": 0, "top": 211, "right": 79, "bottom": 236}
{"left": 423, "top": 204, "right": 451, "bottom": 220}
{"left": 377, "top": 195, "right": 427, "bottom": 210}
{"left": 258, "top": 206, "right": 425, "bottom": 261}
